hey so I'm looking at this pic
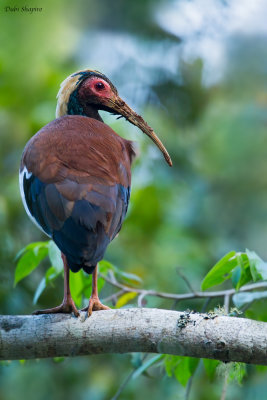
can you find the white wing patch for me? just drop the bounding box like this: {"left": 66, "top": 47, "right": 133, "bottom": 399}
{"left": 19, "top": 166, "right": 51, "bottom": 237}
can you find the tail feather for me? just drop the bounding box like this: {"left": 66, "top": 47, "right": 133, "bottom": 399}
{"left": 67, "top": 257, "right": 96, "bottom": 275}
{"left": 82, "top": 264, "right": 96, "bottom": 274}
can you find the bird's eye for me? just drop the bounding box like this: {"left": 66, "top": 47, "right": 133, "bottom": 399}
{"left": 94, "top": 82, "right": 105, "bottom": 90}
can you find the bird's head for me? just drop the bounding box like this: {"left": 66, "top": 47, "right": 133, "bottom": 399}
{"left": 56, "top": 69, "right": 172, "bottom": 166}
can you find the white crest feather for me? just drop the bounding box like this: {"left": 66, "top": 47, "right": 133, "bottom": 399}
{"left": 55, "top": 69, "right": 98, "bottom": 118}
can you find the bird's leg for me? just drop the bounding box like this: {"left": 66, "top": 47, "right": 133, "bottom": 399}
{"left": 83, "top": 264, "right": 110, "bottom": 317}
{"left": 33, "top": 253, "right": 79, "bottom": 317}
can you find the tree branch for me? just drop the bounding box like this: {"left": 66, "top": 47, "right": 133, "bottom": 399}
{"left": 1, "top": 309, "right": 267, "bottom": 364}
{"left": 101, "top": 275, "right": 267, "bottom": 302}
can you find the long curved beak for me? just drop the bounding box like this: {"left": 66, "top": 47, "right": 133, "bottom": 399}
{"left": 108, "top": 96, "right": 172, "bottom": 167}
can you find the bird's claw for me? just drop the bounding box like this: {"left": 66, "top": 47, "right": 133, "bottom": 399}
{"left": 32, "top": 298, "right": 80, "bottom": 317}
{"left": 81, "top": 296, "right": 110, "bottom": 317}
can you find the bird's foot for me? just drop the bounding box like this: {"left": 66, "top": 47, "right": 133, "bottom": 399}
{"left": 81, "top": 296, "right": 110, "bottom": 317}
{"left": 32, "top": 297, "right": 80, "bottom": 317}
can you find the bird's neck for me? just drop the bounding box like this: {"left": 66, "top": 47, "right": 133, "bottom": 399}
{"left": 67, "top": 89, "right": 103, "bottom": 122}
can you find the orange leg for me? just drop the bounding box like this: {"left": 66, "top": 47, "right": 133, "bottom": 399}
{"left": 33, "top": 253, "right": 79, "bottom": 317}
{"left": 83, "top": 264, "right": 110, "bottom": 317}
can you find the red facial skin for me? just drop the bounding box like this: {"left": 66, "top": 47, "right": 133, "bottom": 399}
{"left": 80, "top": 77, "right": 113, "bottom": 100}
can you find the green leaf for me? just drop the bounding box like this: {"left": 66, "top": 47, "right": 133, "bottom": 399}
{"left": 201, "top": 251, "right": 237, "bottom": 290}
{"left": 116, "top": 292, "right": 137, "bottom": 308}
{"left": 45, "top": 266, "right": 60, "bottom": 283}
{"left": 14, "top": 243, "right": 49, "bottom": 286}
{"left": 233, "top": 291, "right": 267, "bottom": 308}
{"left": 132, "top": 355, "right": 164, "bottom": 380}
{"left": 14, "top": 241, "right": 49, "bottom": 261}
{"left": 99, "top": 260, "right": 115, "bottom": 275}
{"left": 53, "top": 357, "right": 65, "bottom": 363}
{"left": 33, "top": 266, "right": 61, "bottom": 304}
{"left": 246, "top": 249, "right": 267, "bottom": 281}
{"left": 69, "top": 270, "right": 85, "bottom": 307}
{"left": 174, "top": 357, "right": 197, "bottom": 387}
{"left": 164, "top": 356, "right": 199, "bottom": 387}
{"left": 203, "top": 358, "right": 220, "bottom": 381}
{"left": 175, "top": 357, "right": 199, "bottom": 387}
{"left": 33, "top": 277, "right": 46, "bottom": 305}
{"left": 217, "top": 362, "right": 247, "bottom": 386}
{"left": 202, "top": 250, "right": 261, "bottom": 291}
{"left": 48, "top": 241, "right": 63, "bottom": 273}
{"left": 256, "top": 365, "right": 267, "bottom": 373}
{"left": 236, "top": 264, "right": 252, "bottom": 290}
{"left": 82, "top": 279, "right": 92, "bottom": 299}
{"left": 188, "top": 357, "right": 199, "bottom": 375}
{"left": 231, "top": 253, "right": 253, "bottom": 290}
{"left": 231, "top": 266, "right": 241, "bottom": 288}
{"left": 164, "top": 355, "right": 178, "bottom": 377}
{"left": 228, "top": 363, "right": 246, "bottom": 385}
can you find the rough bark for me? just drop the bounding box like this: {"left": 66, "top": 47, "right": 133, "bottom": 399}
{"left": 0, "top": 309, "right": 266, "bottom": 364}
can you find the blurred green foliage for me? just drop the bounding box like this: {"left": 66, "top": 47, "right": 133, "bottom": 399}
{"left": 1, "top": 0, "right": 267, "bottom": 399}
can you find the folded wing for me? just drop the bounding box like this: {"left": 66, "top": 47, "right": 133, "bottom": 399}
{"left": 20, "top": 115, "right": 133, "bottom": 273}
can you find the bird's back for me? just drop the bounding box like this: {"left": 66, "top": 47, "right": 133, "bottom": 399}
{"left": 20, "top": 115, "right": 135, "bottom": 273}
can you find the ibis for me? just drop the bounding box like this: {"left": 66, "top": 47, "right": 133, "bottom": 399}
{"left": 19, "top": 69, "right": 172, "bottom": 316}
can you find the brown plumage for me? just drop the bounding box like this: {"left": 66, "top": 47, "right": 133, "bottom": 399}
{"left": 19, "top": 69, "right": 172, "bottom": 317}
{"left": 22, "top": 116, "right": 134, "bottom": 185}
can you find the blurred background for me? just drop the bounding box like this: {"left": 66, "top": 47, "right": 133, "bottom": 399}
{"left": 1, "top": 0, "right": 267, "bottom": 398}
